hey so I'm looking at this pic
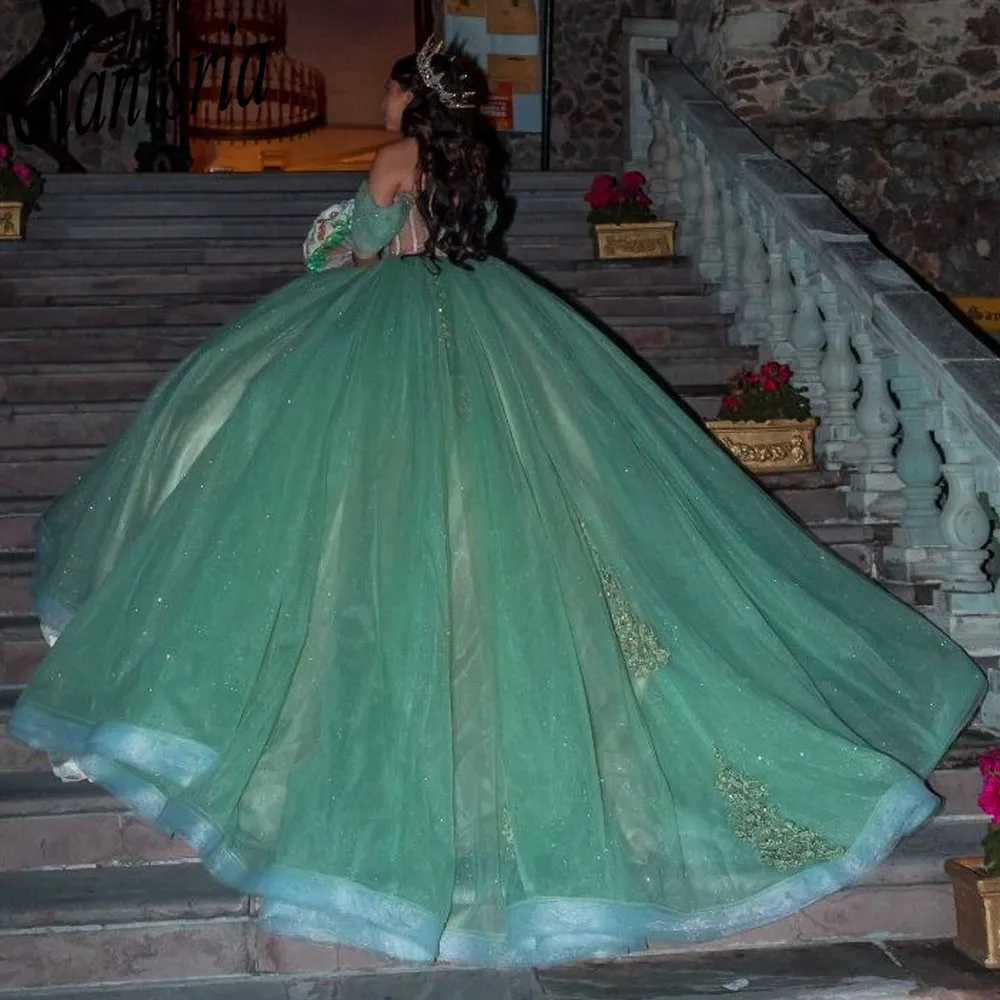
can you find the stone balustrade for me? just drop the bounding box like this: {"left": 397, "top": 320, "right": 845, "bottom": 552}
{"left": 624, "top": 31, "right": 1000, "bottom": 730}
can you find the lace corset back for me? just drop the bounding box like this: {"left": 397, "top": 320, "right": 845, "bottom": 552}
{"left": 349, "top": 182, "right": 428, "bottom": 259}
{"left": 348, "top": 180, "right": 496, "bottom": 261}
{"left": 384, "top": 198, "right": 429, "bottom": 257}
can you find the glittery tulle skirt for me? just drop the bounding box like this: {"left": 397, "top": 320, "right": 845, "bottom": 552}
{"left": 8, "top": 256, "right": 986, "bottom": 966}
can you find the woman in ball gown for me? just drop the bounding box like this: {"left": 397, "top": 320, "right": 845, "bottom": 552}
{"left": 8, "top": 39, "right": 986, "bottom": 967}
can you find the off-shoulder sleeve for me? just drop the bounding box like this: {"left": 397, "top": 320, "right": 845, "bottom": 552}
{"left": 349, "top": 181, "right": 408, "bottom": 257}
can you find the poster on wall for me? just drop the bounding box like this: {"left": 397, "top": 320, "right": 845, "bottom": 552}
{"left": 445, "top": 0, "right": 541, "bottom": 133}
{"left": 953, "top": 297, "right": 1000, "bottom": 336}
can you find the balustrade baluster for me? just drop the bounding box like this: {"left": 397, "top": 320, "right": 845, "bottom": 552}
{"left": 642, "top": 82, "right": 670, "bottom": 215}
{"left": 848, "top": 318, "right": 901, "bottom": 517}
{"left": 677, "top": 121, "right": 701, "bottom": 257}
{"left": 715, "top": 165, "right": 742, "bottom": 315}
{"left": 733, "top": 187, "right": 768, "bottom": 347}
{"left": 695, "top": 141, "right": 723, "bottom": 282}
{"left": 662, "top": 101, "right": 683, "bottom": 212}
{"left": 816, "top": 276, "right": 860, "bottom": 468}
{"left": 939, "top": 409, "right": 994, "bottom": 596}
{"left": 761, "top": 214, "right": 795, "bottom": 363}
{"left": 787, "top": 241, "right": 827, "bottom": 419}
{"left": 883, "top": 368, "right": 945, "bottom": 586}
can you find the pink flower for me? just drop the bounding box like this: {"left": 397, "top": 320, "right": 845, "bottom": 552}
{"left": 11, "top": 162, "right": 33, "bottom": 182}
{"left": 979, "top": 748, "right": 1000, "bottom": 778}
{"left": 978, "top": 774, "right": 1000, "bottom": 824}
{"left": 0, "top": 143, "right": 9, "bottom": 161}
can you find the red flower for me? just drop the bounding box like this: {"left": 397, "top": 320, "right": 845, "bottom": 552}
{"left": 721, "top": 394, "right": 739, "bottom": 411}
{"left": 585, "top": 173, "right": 618, "bottom": 208}
{"left": 979, "top": 774, "right": 1000, "bottom": 824}
{"left": 760, "top": 361, "right": 780, "bottom": 379}
{"left": 620, "top": 170, "right": 647, "bottom": 192}
{"left": 761, "top": 377, "right": 779, "bottom": 392}
{"left": 745, "top": 372, "right": 761, "bottom": 387}
{"left": 777, "top": 364, "right": 793, "bottom": 385}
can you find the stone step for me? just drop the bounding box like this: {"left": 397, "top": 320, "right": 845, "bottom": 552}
{"left": 0, "top": 326, "right": 730, "bottom": 377}
{"left": 0, "top": 771, "right": 197, "bottom": 871}
{"left": 0, "top": 623, "right": 45, "bottom": 688}
{"left": 1, "top": 388, "right": 727, "bottom": 456}
{"left": 1, "top": 367, "right": 169, "bottom": 406}
{"left": 1, "top": 403, "right": 137, "bottom": 451}
{"left": 0, "top": 865, "right": 249, "bottom": 991}
{"left": 4, "top": 943, "right": 998, "bottom": 1000}
{"left": 15, "top": 214, "right": 600, "bottom": 241}
{"left": 0, "top": 271, "right": 294, "bottom": 305}
{"left": 28, "top": 192, "right": 590, "bottom": 216}
{"left": 25, "top": 216, "right": 596, "bottom": 240}
{"left": 0, "top": 803, "right": 985, "bottom": 989}
{"left": 30, "top": 169, "right": 593, "bottom": 194}
{"left": 0, "top": 350, "right": 747, "bottom": 411}
{"left": 1, "top": 239, "right": 631, "bottom": 270}
{"left": 0, "top": 261, "right": 703, "bottom": 292}
{"left": 1, "top": 302, "right": 258, "bottom": 332}
{"left": 1, "top": 282, "right": 718, "bottom": 320}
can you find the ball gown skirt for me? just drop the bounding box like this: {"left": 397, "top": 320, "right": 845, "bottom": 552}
{"left": 8, "top": 186, "right": 987, "bottom": 967}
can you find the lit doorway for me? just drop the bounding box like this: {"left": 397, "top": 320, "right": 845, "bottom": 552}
{"left": 185, "top": 0, "right": 429, "bottom": 172}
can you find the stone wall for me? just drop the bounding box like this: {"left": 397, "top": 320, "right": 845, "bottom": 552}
{"left": 0, "top": 0, "right": 152, "bottom": 173}
{"left": 764, "top": 121, "right": 1000, "bottom": 294}
{"left": 673, "top": 0, "right": 1000, "bottom": 294}
{"left": 509, "top": 0, "right": 666, "bottom": 170}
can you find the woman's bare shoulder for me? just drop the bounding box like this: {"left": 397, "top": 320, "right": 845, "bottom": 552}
{"left": 368, "top": 138, "right": 420, "bottom": 204}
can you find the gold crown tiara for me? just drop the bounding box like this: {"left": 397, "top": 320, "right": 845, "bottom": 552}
{"left": 416, "top": 36, "right": 478, "bottom": 110}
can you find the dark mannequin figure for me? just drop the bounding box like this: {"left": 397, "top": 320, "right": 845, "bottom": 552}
{"left": 0, "top": 0, "right": 149, "bottom": 172}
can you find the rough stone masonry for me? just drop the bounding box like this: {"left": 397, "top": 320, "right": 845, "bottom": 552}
{"left": 673, "top": 0, "right": 1000, "bottom": 297}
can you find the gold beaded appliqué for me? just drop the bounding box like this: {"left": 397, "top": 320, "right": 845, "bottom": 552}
{"left": 499, "top": 804, "right": 515, "bottom": 852}
{"left": 714, "top": 751, "right": 845, "bottom": 871}
{"left": 597, "top": 561, "right": 670, "bottom": 682}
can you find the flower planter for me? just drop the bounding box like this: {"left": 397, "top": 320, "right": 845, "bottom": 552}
{"left": 945, "top": 858, "right": 1000, "bottom": 969}
{"left": 0, "top": 201, "right": 25, "bottom": 240}
{"left": 592, "top": 220, "right": 677, "bottom": 260}
{"left": 706, "top": 418, "right": 817, "bottom": 474}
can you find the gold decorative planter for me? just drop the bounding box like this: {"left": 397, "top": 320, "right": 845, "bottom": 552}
{"left": 0, "top": 201, "right": 25, "bottom": 240}
{"left": 946, "top": 858, "right": 1000, "bottom": 969}
{"left": 707, "top": 418, "right": 817, "bottom": 473}
{"left": 592, "top": 220, "right": 677, "bottom": 260}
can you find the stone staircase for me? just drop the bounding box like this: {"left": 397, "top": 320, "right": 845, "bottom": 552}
{"left": 0, "top": 171, "right": 989, "bottom": 995}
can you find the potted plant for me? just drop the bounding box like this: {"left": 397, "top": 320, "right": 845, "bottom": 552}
{"left": 945, "top": 748, "right": 1000, "bottom": 968}
{"left": 706, "top": 362, "right": 817, "bottom": 473}
{"left": 0, "top": 143, "right": 43, "bottom": 240}
{"left": 584, "top": 170, "right": 676, "bottom": 260}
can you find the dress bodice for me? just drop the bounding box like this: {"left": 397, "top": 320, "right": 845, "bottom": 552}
{"left": 304, "top": 182, "right": 496, "bottom": 272}
{"left": 350, "top": 182, "right": 429, "bottom": 259}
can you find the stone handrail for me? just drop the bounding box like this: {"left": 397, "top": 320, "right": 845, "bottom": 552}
{"left": 626, "top": 44, "right": 1000, "bottom": 727}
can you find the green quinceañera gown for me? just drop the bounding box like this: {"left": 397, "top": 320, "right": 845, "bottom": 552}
{"left": 9, "top": 182, "right": 987, "bottom": 967}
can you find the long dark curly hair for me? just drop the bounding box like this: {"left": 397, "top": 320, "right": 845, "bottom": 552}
{"left": 391, "top": 44, "right": 509, "bottom": 265}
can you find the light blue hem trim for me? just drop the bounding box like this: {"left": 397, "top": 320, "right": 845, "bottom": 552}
{"left": 6, "top": 698, "right": 939, "bottom": 968}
